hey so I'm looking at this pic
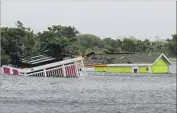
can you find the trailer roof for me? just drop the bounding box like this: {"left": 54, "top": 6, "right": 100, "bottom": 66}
{"left": 21, "top": 54, "right": 57, "bottom": 65}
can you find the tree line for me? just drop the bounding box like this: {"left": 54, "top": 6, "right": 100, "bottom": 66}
{"left": 1, "top": 21, "right": 176, "bottom": 66}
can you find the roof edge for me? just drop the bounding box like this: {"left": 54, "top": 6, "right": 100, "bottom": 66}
{"left": 107, "top": 64, "right": 152, "bottom": 66}
{"left": 152, "top": 53, "right": 172, "bottom": 65}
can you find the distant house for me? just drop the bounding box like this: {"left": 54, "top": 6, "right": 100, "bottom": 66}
{"left": 83, "top": 52, "right": 172, "bottom": 74}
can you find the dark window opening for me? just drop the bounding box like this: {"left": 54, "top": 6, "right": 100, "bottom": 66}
{"left": 134, "top": 69, "right": 138, "bottom": 73}
{"left": 146, "top": 68, "right": 149, "bottom": 71}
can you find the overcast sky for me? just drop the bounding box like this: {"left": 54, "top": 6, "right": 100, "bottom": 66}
{"left": 1, "top": 0, "right": 176, "bottom": 40}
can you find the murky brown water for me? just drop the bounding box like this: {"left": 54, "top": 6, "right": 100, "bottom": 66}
{"left": 0, "top": 74, "right": 176, "bottom": 113}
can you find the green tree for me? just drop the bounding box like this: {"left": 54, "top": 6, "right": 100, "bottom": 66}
{"left": 1, "top": 21, "right": 36, "bottom": 65}
{"left": 167, "top": 34, "right": 177, "bottom": 56}
{"left": 1, "top": 48, "right": 11, "bottom": 65}
{"left": 38, "top": 25, "right": 79, "bottom": 57}
{"left": 122, "top": 38, "right": 136, "bottom": 52}
{"left": 76, "top": 34, "right": 103, "bottom": 54}
{"left": 102, "top": 38, "right": 120, "bottom": 53}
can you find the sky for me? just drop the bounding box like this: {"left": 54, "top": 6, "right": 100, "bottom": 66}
{"left": 1, "top": 0, "right": 176, "bottom": 40}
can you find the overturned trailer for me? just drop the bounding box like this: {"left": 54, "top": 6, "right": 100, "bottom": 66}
{"left": 2, "top": 54, "right": 87, "bottom": 77}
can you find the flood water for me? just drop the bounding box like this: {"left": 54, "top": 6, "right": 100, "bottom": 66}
{"left": 0, "top": 74, "right": 176, "bottom": 113}
{"left": 170, "top": 62, "right": 176, "bottom": 74}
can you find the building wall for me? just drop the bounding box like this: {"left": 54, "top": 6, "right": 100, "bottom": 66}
{"left": 151, "top": 58, "right": 169, "bottom": 73}
{"left": 139, "top": 66, "right": 149, "bottom": 73}
{"left": 94, "top": 66, "right": 132, "bottom": 73}
{"left": 94, "top": 57, "right": 170, "bottom": 74}
{"left": 95, "top": 66, "right": 149, "bottom": 73}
